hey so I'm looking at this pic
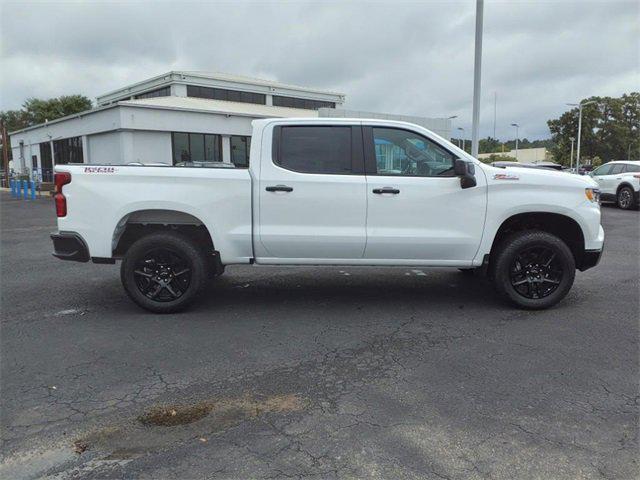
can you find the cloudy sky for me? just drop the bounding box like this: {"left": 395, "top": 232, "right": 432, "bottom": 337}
{"left": 1, "top": 0, "right": 638, "bottom": 140}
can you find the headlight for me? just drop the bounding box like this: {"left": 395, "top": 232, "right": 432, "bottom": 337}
{"left": 585, "top": 188, "right": 600, "bottom": 203}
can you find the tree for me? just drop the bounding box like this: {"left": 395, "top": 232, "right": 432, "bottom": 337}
{"left": 547, "top": 93, "right": 639, "bottom": 166}
{"left": 479, "top": 153, "right": 517, "bottom": 164}
{"left": 22, "top": 95, "right": 93, "bottom": 127}
{"left": 0, "top": 109, "right": 29, "bottom": 133}
{"left": 0, "top": 94, "right": 92, "bottom": 133}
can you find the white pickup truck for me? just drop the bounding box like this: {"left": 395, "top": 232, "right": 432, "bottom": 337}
{"left": 51, "top": 118, "right": 604, "bottom": 312}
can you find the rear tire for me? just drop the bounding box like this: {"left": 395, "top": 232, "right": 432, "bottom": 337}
{"left": 121, "top": 231, "right": 208, "bottom": 313}
{"left": 617, "top": 186, "right": 636, "bottom": 210}
{"left": 492, "top": 230, "right": 575, "bottom": 310}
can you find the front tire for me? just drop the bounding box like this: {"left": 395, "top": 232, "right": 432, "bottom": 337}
{"left": 617, "top": 186, "right": 636, "bottom": 210}
{"left": 492, "top": 230, "right": 575, "bottom": 310}
{"left": 121, "top": 231, "right": 208, "bottom": 313}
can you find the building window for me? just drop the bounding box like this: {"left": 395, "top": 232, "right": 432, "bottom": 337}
{"left": 172, "top": 132, "right": 222, "bottom": 165}
{"left": 272, "top": 95, "right": 336, "bottom": 110}
{"left": 230, "top": 136, "right": 250, "bottom": 167}
{"left": 186, "top": 85, "right": 266, "bottom": 105}
{"left": 134, "top": 86, "right": 170, "bottom": 100}
{"left": 40, "top": 143, "right": 53, "bottom": 180}
{"left": 53, "top": 137, "right": 83, "bottom": 165}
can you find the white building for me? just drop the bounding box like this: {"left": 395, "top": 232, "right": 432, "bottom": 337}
{"left": 9, "top": 71, "right": 452, "bottom": 179}
{"left": 477, "top": 147, "right": 551, "bottom": 164}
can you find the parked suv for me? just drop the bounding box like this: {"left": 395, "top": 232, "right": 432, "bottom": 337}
{"left": 591, "top": 161, "right": 640, "bottom": 210}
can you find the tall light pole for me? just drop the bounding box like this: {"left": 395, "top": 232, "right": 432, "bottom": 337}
{"left": 511, "top": 123, "right": 519, "bottom": 161}
{"left": 493, "top": 91, "right": 497, "bottom": 139}
{"left": 457, "top": 127, "right": 465, "bottom": 151}
{"left": 567, "top": 100, "right": 596, "bottom": 173}
{"left": 447, "top": 115, "right": 458, "bottom": 146}
{"left": 471, "top": 0, "right": 484, "bottom": 157}
{"left": 569, "top": 137, "right": 575, "bottom": 171}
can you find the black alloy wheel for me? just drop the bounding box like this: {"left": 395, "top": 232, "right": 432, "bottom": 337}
{"left": 133, "top": 248, "right": 192, "bottom": 302}
{"left": 492, "top": 230, "right": 575, "bottom": 310}
{"left": 509, "top": 246, "right": 563, "bottom": 299}
{"left": 121, "top": 231, "right": 208, "bottom": 313}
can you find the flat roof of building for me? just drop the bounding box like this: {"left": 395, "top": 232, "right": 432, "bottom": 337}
{"left": 8, "top": 96, "right": 318, "bottom": 135}
{"left": 119, "top": 96, "right": 318, "bottom": 118}
{"left": 96, "top": 71, "right": 345, "bottom": 105}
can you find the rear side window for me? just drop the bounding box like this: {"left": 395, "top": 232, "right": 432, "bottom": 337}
{"left": 624, "top": 164, "right": 640, "bottom": 173}
{"left": 610, "top": 164, "right": 625, "bottom": 174}
{"left": 276, "top": 126, "right": 352, "bottom": 174}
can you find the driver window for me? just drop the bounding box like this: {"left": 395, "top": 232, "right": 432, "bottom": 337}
{"left": 372, "top": 127, "right": 455, "bottom": 177}
{"left": 593, "top": 164, "right": 612, "bottom": 176}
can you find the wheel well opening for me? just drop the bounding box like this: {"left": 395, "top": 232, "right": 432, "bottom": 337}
{"left": 616, "top": 182, "right": 634, "bottom": 195}
{"left": 490, "top": 212, "right": 585, "bottom": 269}
{"left": 113, "top": 210, "right": 215, "bottom": 258}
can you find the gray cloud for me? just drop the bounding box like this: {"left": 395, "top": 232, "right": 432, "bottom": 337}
{"left": 1, "top": 0, "right": 638, "bottom": 139}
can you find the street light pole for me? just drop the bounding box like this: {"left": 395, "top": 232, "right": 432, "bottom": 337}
{"left": 511, "top": 123, "right": 519, "bottom": 161}
{"left": 569, "top": 137, "right": 575, "bottom": 171}
{"left": 447, "top": 115, "right": 458, "bottom": 146}
{"left": 471, "top": 0, "right": 484, "bottom": 157}
{"left": 457, "top": 127, "right": 465, "bottom": 151}
{"left": 567, "top": 100, "right": 596, "bottom": 173}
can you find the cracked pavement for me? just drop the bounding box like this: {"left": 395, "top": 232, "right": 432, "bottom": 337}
{"left": 0, "top": 191, "right": 638, "bottom": 479}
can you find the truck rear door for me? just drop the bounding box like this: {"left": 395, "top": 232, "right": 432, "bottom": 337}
{"left": 255, "top": 123, "right": 367, "bottom": 261}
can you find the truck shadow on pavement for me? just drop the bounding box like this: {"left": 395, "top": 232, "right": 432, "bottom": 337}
{"left": 194, "top": 268, "right": 502, "bottom": 314}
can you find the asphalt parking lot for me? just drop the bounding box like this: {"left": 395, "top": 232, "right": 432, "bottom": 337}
{"left": 1, "top": 190, "right": 638, "bottom": 479}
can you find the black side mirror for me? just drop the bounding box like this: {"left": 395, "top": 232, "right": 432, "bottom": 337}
{"left": 454, "top": 159, "right": 477, "bottom": 189}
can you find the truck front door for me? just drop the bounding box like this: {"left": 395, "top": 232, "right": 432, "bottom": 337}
{"left": 362, "top": 126, "right": 487, "bottom": 264}
{"left": 255, "top": 124, "right": 367, "bottom": 261}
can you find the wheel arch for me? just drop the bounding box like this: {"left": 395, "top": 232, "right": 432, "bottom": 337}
{"left": 112, "top": 209, "right": 216, "bottom": 259}
{"left": 616, "top": 182, "right": 635, "bottom": 195}
{"left": 489, "top": 212, "right": 587, "bottom": 271}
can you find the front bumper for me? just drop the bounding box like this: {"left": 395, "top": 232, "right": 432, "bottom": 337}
{"left": 51, "top": 232, "right": 90, "bottom": 263}
{"left": 578, "top": 248, "right": 603, "bottom": 271}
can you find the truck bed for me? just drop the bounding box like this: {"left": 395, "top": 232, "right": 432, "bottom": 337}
{"left": 55, "top": 164, "right": 253, "bottom": 264}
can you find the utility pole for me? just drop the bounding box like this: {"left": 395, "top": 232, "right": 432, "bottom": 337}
{"left": 447, "top": 115, "right": 457, "bottom": 146}
{"left": 511, "top": 123, "right": 519, "bottom": 161}
{"left": 569, "top": 137, "right": 575, "bottom": 171}
{"left": 1, "top": 121, "right": 9, "bottom": 187}
{"left": 471, "top": 0, "right": 484, "bottom": 157}
{"left": 567, "top": 100, "right": 596, "bottom": 173}
{"left": 458, "top": 127, "right": 465, "bottom": 151}
{"left": 493, "top": 91, "right": 497, "bottom": 139}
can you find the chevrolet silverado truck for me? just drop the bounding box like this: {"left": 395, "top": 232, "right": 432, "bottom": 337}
{"left": 51, "top": 118, "right": 604, "bottom": 312}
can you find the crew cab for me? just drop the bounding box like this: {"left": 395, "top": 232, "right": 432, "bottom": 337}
{"left": 51, "top": 118, "right": 604, "bottom": 312}
{"left": 590, "top": 160, "right": 640, "bottom": 210}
